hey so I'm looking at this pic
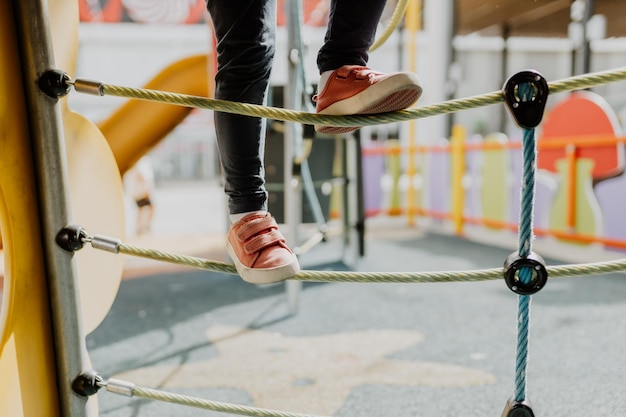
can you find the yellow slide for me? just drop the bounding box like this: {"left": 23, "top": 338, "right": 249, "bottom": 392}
{"left": 98, "top": 54, "right": 213, "bottom": 175}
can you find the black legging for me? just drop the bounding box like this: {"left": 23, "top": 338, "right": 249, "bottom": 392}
{"left": 206, "top": 0, "right": 387, "bottom": 214}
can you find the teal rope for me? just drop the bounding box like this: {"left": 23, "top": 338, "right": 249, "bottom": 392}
{"left": 514, "top": 127, "right": 537, "bottom": 402}
{"left": 513, "top": 84, "right": 539, "bottom": 402}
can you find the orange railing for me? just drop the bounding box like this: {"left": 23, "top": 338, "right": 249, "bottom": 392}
{"left": 361, "top": 128, "right": 626, "bottom": 252}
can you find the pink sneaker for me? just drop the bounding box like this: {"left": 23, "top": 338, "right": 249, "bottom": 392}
{"left": 314, "top": 65, "right": 422, "bottom": 134}
{"left": 227, "top": 212, "right": 300, "bottom": 284}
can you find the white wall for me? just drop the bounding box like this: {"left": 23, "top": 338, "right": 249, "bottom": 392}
{"left": 69, "top": 23, "right": 409, "bottom": 120}
{"left": 69, "top": 22, "right": 626, "bottom": 172}
{"left": 70, "top": 23, "right": 213, "bottom": 121}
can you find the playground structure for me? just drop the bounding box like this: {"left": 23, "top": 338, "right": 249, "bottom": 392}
{"left": 2, "top": 0, "right": 626, "bottom": 416}
{"left": 96, "top": 53, "right": 212, "bottom": 175}
{"left": 362, "top": 89, "right": 626, "bottom": 254}
{"left": 0, "top": 1, "right": 359, "bottom": 414}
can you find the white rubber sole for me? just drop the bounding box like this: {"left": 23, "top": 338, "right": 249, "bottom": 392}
{"left": 315, "top": 72, "right": 422, "bottom": 134}
{"left": 226, "top": 241, "right": 300, "bottom": 284}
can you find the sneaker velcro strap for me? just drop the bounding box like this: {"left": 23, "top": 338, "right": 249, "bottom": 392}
{"left": 243, "top": 230, "right": 285, "bottom": 255}
{"left": 336, "top": 66, "right": 382, "bottom": 81}
{"left": 336, "top": 65, "right": 365, "bottom": 79}
{"left": 237, "top": 216, "right": 278, "bottom": 241}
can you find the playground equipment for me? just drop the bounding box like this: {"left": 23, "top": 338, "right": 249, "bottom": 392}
{"left": 43, "top": 66, "right": 626, "bottom": 417}
{"left": 97, "top": 54, "right": 212, "bottom": 175}
{"left": 0, "top": 0, "right": 356, "bottom": 414}
{"left": 359, "top": 90, "right": 626, "bottom": 253}
{"left": 1, "top": 1, "right": 107, "bottom": 415}
{"left": 3, "top": 0, "right": 626, "bottom": 416}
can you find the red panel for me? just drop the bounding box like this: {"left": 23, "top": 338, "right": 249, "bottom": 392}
{"left": 538, "top": 92, "right": 624, "bottom": 180}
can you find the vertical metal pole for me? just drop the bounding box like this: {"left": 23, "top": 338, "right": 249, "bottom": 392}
{"left": 13, "top": 1, "right": 93, "bottom": 416}
{"left": 284, "top": 0, "right": 304, "bottom": 313}
{"left": 423, "top": 0, "right": 454, "bottom": 139}
{"left": 354, "top": 136, "right": 366, "bottom": 257}
{"left": 571, "top": 0, "right": 595, "bottom": 75}
{"left": 343, "top": 134, "right": 360, "bottom": 266}
{"left": 500, "top": 23, "right": 510, "bottom": 133}
{"left": 582, "top": 0, "right": 594, "bottom": 74}
{"left": 1, "top": 2, "right": 62, "bottom": 416}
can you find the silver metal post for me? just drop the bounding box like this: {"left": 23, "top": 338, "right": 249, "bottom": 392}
{"left": 284, "top": 0, "right": 306, "bottom": 313}
{"left": 343, "top": 134, "right": 360, "bottom": 266}
{"left": 13, "top": 1, "right": 93, "bottom": 415}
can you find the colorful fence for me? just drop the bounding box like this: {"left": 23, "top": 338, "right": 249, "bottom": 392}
{"left": 362, "top": 91, "right": 626, "bottom": 252}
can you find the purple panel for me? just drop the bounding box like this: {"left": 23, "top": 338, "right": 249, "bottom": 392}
{"left": 510, "top": 145, "right": 555, "bottom": 229}
{"left": 533, "top": 179, "right": 556, "bottom": 229}
{"left": 427, "top": 142, "right": 450, "bottom": 215}
{"left": 362, "top": 145, "right": 386, "bottom": 214}
{"left": 595, "top": 172, "right": 626, "bottom": 241}
{"left": 463, "top": 136, "right": 483, "bottom": 219}
{"left": 509, "top": 147, "right": 522, "bottom": 223}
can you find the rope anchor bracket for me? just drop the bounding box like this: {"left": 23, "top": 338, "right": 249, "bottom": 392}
{"left": 38, "top": 69, "right": 72, "bottom": 99}
{"left": 503, "top": 251, "right": 548, "bottom": 295}
{"left": 56, "top": 225, "right": 122, "bottom": 253}
{"left": 55, "top": 225, "right": 89, "bottom": 252}
{"left": 502, "top": 70, "right": 549, "bottom": 129}
{"left": 501, "top": 397, "right": 536, "bottom": 417}
{"left": 72, "top": 370, "right": 104, "bottom": 397}
{"left": 38, "top": 69, "right": 105, "bottom": 98}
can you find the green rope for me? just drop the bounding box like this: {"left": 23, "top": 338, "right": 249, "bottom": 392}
{"left": 79, "top": 66, "right": 626, "bottom": 128}
{"left": 131, "top": 385, "right": 326, "bottom": 417}
{"left": 116, "top": 242, "right": 626, "bottom": 284}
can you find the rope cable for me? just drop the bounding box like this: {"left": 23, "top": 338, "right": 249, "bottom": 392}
{"left": 513, "top": 125, "right": 538, "bottom": 402}
{"left": 55, "top": 2, "right": 626, "bottom": 413}
{"left": 129, "top": 384, "right": 326, "bottom": 417}
{"left": 109, "top": 240, "right": 626, "bottom": 284}
{"left": 71, "top": 66, "right": 626, "bottom": 129}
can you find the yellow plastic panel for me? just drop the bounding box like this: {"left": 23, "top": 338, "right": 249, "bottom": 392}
{"left": 0, "top": 2, "right": 62, "bottom": 416}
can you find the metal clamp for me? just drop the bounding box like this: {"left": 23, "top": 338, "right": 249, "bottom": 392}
{"left": 90, "top": 234, "right": 122, "bottom": 254}
{"left": 503, "top": 251, "right": 548, "bottom": 295}
{"left": 502, "top": 70, "right": 549, "bottom": 129}
{"left": 72, "top": 77, "right": 105, "bottom": 96}
{"left": 104, "top": 378, "right": 136, "bottom": 397}
{"left": 501, "top": 397, "right": 536, "bottom": 417}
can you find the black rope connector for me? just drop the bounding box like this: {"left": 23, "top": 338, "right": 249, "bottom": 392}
{"left": 38, "top": 69, "right": 72, "bottom": 99}
{"left": 503, "top": 251, "right": 548, "bottom": 295}
{"left": 72, "top": 370, "right": 104, "bottom": 397}
{"left": 55, "top": 225, "right": 88, "bottom": 252}
{"left": 503, "top": 70, "right": 549, "bottom": 129}
{"left": 501, "top": 397, "right": 536, "bottom": 417}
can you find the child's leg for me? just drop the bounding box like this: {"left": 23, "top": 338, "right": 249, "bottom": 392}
{"left": 313, "top": 0, "right": 422, "bottom": 134}
{"left": 207, "top": 0, "right": 299, "bottom": 283}
{"left": 207, "top": 0, "right": 276, "bottom": 215}
{"left": 316, "top": 0, "right": 388, "bottom": 73}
